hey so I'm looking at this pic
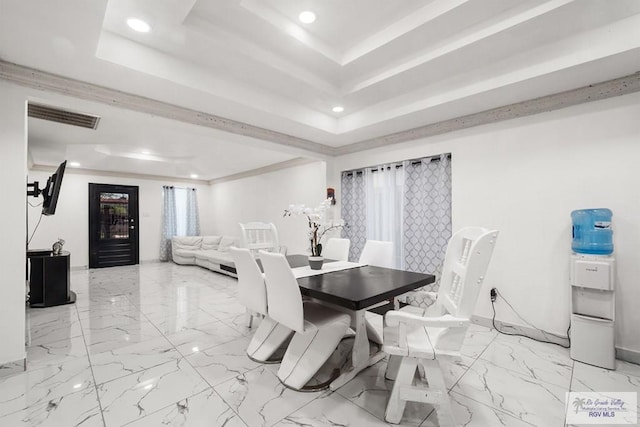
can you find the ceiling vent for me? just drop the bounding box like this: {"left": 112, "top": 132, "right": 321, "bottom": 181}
{"left": 28, "top": 103, "right": 101, "bottom": 130}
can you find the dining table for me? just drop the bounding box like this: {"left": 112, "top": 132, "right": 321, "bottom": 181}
{"left": 281, "top": 254, "right": 435, "bottom": 391}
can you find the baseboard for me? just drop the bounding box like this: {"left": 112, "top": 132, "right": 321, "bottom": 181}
{"left": 0, "top": 358, "right": 26, "bottom": 379}
{"left": 616, "top": 347, "right": 640, "bottom": 365}
{"left": 71, "top": 265, "right": 88, "bottom": 271}
{"left": 472, "top": 315, "right": 569, "bottom": 347}
{"left": 140, "top": 259, "right": 161, "bottom": 265}
{"left": 473, "top": 316, "right": 640, "bottom": 365}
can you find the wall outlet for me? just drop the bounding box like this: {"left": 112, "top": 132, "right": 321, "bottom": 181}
{"left": 490, "top": 288, "right": 497, "bottom": 302}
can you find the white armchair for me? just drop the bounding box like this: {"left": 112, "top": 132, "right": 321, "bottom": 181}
{"left": 239, "top": 222, "right": 281, "bottom": 255}
{"left": 383, "top": 227, "right": 499, "bottom": 425}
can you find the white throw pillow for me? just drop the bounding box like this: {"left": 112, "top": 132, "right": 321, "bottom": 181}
{"left": 202, "top": 236, "right": 222, "bottom": 250}
{"left": 218, "top": 236, "right": 237, "bottom": 252}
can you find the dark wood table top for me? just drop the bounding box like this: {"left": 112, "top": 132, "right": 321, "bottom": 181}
{"left": 283, "top": 254, "right": 435, "bottom": 311}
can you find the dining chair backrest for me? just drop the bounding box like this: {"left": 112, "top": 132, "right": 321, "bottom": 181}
{"left": 436, "top": 227, "right": 499, "bottom": 319}
{"left": 230, "top": 247, "right": 267, "bottom": 315}
{"left": 359, "top": 240, "right": 394, "bottom": 268}
{"left": 259, "top": 251, "right": 305, "bottom": 333}
{"left": 239, "top": 222, "right": 280, "bottom": 255}
{"left": 322, "top": 238, "right": 351, "bottom": 261}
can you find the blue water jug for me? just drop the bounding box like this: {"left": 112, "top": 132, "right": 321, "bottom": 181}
{"left": 571, "top": 208, "right": 613, "bottom": 255}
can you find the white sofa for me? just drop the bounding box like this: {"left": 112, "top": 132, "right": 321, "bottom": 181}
{"left": 171, "top": 235, "right": 238, "bottom": 277}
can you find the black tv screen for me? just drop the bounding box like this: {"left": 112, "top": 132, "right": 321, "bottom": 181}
{"left": 42, "top": 160, "right": 66, "bottom": 216}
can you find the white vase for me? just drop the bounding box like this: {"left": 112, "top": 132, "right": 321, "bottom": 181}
{"left": 308, "top": 256, "right": 324, "bottom": 270}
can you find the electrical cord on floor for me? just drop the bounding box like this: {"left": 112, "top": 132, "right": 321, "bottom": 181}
{"left": 491, "top": 290, "right": 571, "bottom": 349}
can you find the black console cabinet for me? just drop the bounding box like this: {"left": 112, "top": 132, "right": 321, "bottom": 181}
{"left": 27, "top": 250, "right": 76, "bottom": 308}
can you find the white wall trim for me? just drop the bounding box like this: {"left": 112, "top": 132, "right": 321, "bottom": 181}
{"left": 4, "top": 60, "right": 639, "bottom": 175}
{"left": 0, "top": 60, "right": 332, "bottom": 156}
{"left": 335, "top": 72, "right": 640, "bottom": 155}
{"left": 616, "top": 347, "right": 640, "bottom": 366}
{"left": 209, "top": 157, "right": 318, "bottom": 185}
{"left": 30, "top": 164, "right": 210, "bottom": 185}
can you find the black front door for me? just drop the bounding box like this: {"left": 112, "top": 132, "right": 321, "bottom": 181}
{"left": 89, "top": 183, "right": 139, "bottom": 268}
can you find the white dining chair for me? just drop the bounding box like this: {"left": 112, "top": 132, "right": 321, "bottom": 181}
{"left": 358, "top": 240, "right": 394, "bottom": 268}
{"left": 382, "top": 227, "right": 499, "bottom": 425}
{"left": 322, "top": 237, "right": 351, "bottom": 261}
{"left": 259, "top": 250, "right": 351, "bottom": 390}
{"left": 360, "top": 240, "right": 395, "bottom": 344}
{"left": 239, "top": 222, "right": 280, "bottom": 255}
{"left": 229, "top": 247, "right": 293, "bottom": 362}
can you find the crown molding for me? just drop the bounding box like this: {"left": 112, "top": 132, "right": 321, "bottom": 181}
{"left": 0, "top": 60, "right": 333, "bottom": 157}
{"left": 3, "top": 60, "right": 639, "bottom": 162}
{"left": 29, "top": 164, "right": 210, "bottom": 185}
{"left": 208, "top": 157, "right": 318, "bottom": 185}
{"left": 336, "top": 72, "right": 640, "bottom": 155}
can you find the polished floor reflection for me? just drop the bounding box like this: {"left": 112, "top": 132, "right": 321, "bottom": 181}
{"left": 1, "top": 262, "right": 638, "bottom": 426}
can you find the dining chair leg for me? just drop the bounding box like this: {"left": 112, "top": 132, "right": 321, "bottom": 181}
{"left": 277, "top": 317, "right": 350, "bottom": 390}
{"left": 247, "top": 317, "right": 292, "bottom": 362}
{"left": 385, "top": 356, "right": 418, "bottom": 424}
{"left": 422, "top": 359, "right": 455, "bottom": 427}
{"left": 385, "top": 354, "right": 402, "bottom": 380}
{"left": 245, "top": 309, "right": 254, "bottom": 328}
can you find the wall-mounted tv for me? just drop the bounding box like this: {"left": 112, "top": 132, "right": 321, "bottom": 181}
{"left": 42, "top": 161, "right": 66, "bottom": 215}
{"left": 27, "top": 160, "right": 67, "bottom": 216}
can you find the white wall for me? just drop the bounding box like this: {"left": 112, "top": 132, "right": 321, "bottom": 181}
{"left": 27, "top": 170, "right": 211, "bottom": 268}
{"left": 0, "top": 82, "right": 27, "bottom": 365}
{"left": 327, "top": 92, "right": 640, "bottom": 354}
{"left": 208, "top": 161, "right": 328, "bottom": 255}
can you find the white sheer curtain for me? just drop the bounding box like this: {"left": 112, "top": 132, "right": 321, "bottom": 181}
{"left": 365, "top": 164, "right": 404, "bottom": 268}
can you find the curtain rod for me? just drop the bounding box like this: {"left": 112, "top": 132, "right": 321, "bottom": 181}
{"left": 342, "top": 153, "right": 451, "bottom": 176}
{"left": 163, "top": 185, "right": 197, "bottom": 190}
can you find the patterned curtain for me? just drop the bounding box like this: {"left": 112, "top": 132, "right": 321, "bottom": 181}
{"left": 402, "top": 154, "right": 452, "bottom": 287}
{"left": 186, "top": 188, "right": 200, "bottom": 236}
{"left": 341, "top": 171, "right": 367, "bottom": 262}
{"left": 160, "top": 186, "right": 177, "bottom": 262}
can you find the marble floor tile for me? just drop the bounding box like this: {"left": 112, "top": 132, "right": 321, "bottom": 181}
{"left": 479, "top": 334, "right": 572, "bottom": 388}
{"left": 26, "top": 314, "right": 84, "bottom": 347}
{"left": 421, "top": 391, "right": 534, "bottom": 427}
{"left": 214, "top": 366, "right": 323, "bottom": 427}
{"left": 186, "top": 337, "right": 262, "bottom": 386}
{"left": 83, "top": 320, "right": 164, "bottom": 355}
{"left": 9, "top": 262, "right": 640, "bottom": 427}
{"left": 98, "top": 358, "right": 209, "bottom": 426}
{"left": 146, "top": 309, "right": 219, "bottom": 335}
{"left": 452, "top": 358, "right": 567, "bottom": 427}
{"left": 335, "top": 361, "right": 431, "bottom": 426}
{"left": 0, "top": 357, "right": 94, "bottom": 417}
{"left": 274, "top": 392, "right": 389, "bottom": 427}
{"left": 123, "top": 388, "right": 247, "bottom": 427}
{"left": 460, "top": 324, "right": 498, "bottom": 359}
{"left": 164, "top": 320, "right": 244, "bottom": 355}
{"left": 90, "top": 336, "right": 181, "bottom": 385}
{"left": 27, "top": 335, "right": 89, "bottom": 369}
{"left": 0, "top": 387, "right": 103, "bottom": 427}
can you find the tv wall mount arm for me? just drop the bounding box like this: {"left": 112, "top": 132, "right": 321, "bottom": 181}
{"left": 27, "top": 181, "right": 43, "bottom": 198}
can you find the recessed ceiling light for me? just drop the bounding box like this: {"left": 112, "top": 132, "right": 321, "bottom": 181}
{"left": 69, "top": 161, "right": 81, "bottom": 167}
{"left": 298, "top": 11, "right": 316, "bottom": 24}
{"left": 190, "top": 174, "right": 199, "bottom": 179}
{"left": 332, "top": 106, "right": 344, "bottom": 113}
{"left": 127, "top": 18, "right": 151, "bottom": 33}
